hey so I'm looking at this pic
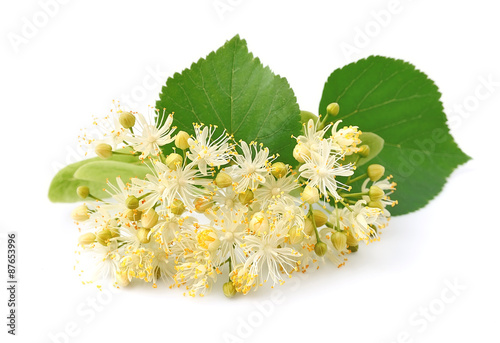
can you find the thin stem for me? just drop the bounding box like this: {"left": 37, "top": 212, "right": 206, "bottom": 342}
{"left": 347, "top": 173, "right": 367, "bottom": 185}
{"left": 339, "top": 191, "right": 368, "bottom": 198}
{"left": 88, "top": 194, "right": 105, "bottom": 202}
{"left": 309, "top": 205, "right": 322, "bottom": 243}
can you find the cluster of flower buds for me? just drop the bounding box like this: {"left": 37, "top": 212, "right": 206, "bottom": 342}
{"left": 72, "top": 102, "right": 396, "bottom": 297}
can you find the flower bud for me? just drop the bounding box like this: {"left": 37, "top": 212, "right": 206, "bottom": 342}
{"left": 137, "top": 228, "right": 151, "bottom": 244}
{"left": 304, "top": 218, "right": 314, "bottom": 236}
{"left": 369, "top": 186, "right": 384, "bottom": 201}
{"left": 357, "top": 145, "right": 370, "bottom": 157}
{"left": 71, "top": 205, "right": 90, "bottom": 222}
{"left": 302, "top": 186, "right": 319, "bottom": 204}
{"left": 271, "top": 162, "right": 287, "bottom": 178}
{"left": 249, "top": 212, "right": 269, "bottom": 235}
{"left": 368, "top": 200, "right": 384, "bottom": 210}
{"left": 119, "top": 111, "right": 136, "bottom": 129}
{"left": 78, "top": 232, "right": 96, "bottom": 246}
{"left": 197, "top": 228, "right": 220, "bottom": 252}
{"left": 125, "top": 195, "right": 139, "bottom": 210}
{"left": 97, "top": 229, "right": 113, "bottom": 246}
{"left": 166, "top": 153, "right": 183, "bottom": 169}
{"left": 116, "top": 270, "right": 130, "bottom": 287}
{"left": 326, "top": 102, "right": 340, "bottom": 117}
{"left": 312, "top": 210, "right": 328, "bottom": 227}
{"left": 175, "top": 131, "right": 190, "bottom": 150}
{"left": 349, "top": 245, "right": 359, "bottom": 252}
{"left": 109, "top": 227, "right": 120, "bottom": 238}
{"left": 314, "top": 242, "right": 328, "bottom": 257}
{"left": 141, "top": 208, "right": 159, "bottom": 229}
{"left": 223, "top": 281, "right": 236, "bottom": 298}
{"left": 170, "top": 199, "right": 185, "bottom": 215}
{"left": 238, "top": 189, "right": 254, "bottom": 205}
{"left": 194, "top": 197, "right": 213, "bottom": 213}
{"left": 331, "top": 231, "right": 347, "bottom": 251}
{"left": 215, "top": 172, "right": 232, "bottom": 188}
{"left": 293, "top": 144, "right": 309, "bottom": 163}
{"left": 367, "top": 164, "right": 385, "bottom": 182}
{"left": 126, "top": 209, "right": 142, "bottom": 221}
{"left": 95, "top": 143, "right": 113, "bottom": 159}
{"left": 288, "top": 226, "right": 304, "bottom": 244}
{"left": 346, "top": 231, "right": 359, "bottom": 251}
{"left": 76, "top": 186, "right": 90, "bottom": 199}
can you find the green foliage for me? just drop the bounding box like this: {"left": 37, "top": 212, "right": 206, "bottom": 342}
{"left": 156, "top": 35, "right": 301, "bottom": 164}
{"left": 319, "top": 56, "right": 470, "bottom": 215}
{"left": 48, "top": 149, "right": 148, "bottom": 203}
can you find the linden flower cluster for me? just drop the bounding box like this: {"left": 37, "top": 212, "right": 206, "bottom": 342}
{"left": 72, "top": 102, "right": 397, "bottom": 297}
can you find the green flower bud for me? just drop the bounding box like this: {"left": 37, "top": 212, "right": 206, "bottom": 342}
{"left": 125, "top": 195, "right": 139, "bottom": 210}
{"left": 288, "top": 226, "right": 304, "bottom": 244}
{"left": 349, "top": 245, "right": 359, "bottom": 252}
{"left": 166, "top": 153, "right": 183, "bottom": 169}
{"left": 215, "top": 172, "right": 232, "bottom": 188}
{"left": 175, "top": 131, "right": 190, "bottom": 150}
{"left": 141, "top": 208, "right": 159, "bottom": 229}
{"left": 223, "top": 281, "right": 236, "bottom": 298}
{"left": 95, "top": 143, "right": 113, "bottom": 159}
{"left": 76, "top": 186, "right": 90, "bottom": 199}
{"left": 97, "top": 229, "right": 113, "bottom": 246}
{"left": 346, "top": 231, "right": 359, "bottom": 250}
{"left": 312, "top": 210, "right": 328, "bottom": 227}
{"left": 170, "top": 199, "right": 185, "bottom": 215}
{"left": 367, "top": 164, "right": 385, "bottom": 182}
{"left": 357, "top": 145, "right": 370, "bottom": 157}
{"left": 109, "top": 227, "right": 120, "bottom": 238}
{"left": 331, "top": 231, "right": 347, "bottom": 251}
{"left": 368, "top": 200, "right": 384, "bottom": 210}
{"left": 369, "top": 186, "right": 384, "bottom": 201}
{"left": 238, "top": 189, "right": 254, "bottom": 205}
{"left": 137, "top": 228, "right": 151, "bottom": 244}
{"left": 314, "top": 242, "right": 328, "bottom": 257}
{"left": 326, "top": 102, "right": 340, "bottom": 117}
{"left": 271, "top": 162, "right": 287, "bottom": 178}
{"left": 119, "top": 111, "right": 136, "bottom": 129}
{"left": 302, "top": 186, "right": 319, "bottom": 204}
{"left": 71, "top": 205, "right": 90, "bottom": 222}
{"left": 78, "top": 232, "right": 96, "bottom": 246}
{"left": 304, "top": 218, "right": 314, "bottom": 236}
{"left": 126, "top": 209, "right": 142, "bottom": 221}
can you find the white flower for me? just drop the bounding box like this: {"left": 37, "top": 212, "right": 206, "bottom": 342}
{"left": 187, "top": 124, "right": 231, "bottom": 175}
{"left": 209, "top": 207, "right": 248, "bottom": 265}
{"left": 299, "top": 139, "right": 354, "bottom": 200}
{"left": 229, "top": 141, "right": 271, "bottom": 193}
{"left": 126, "top": 109, "right": 176, "bottom": 159}
{"left": 133, "top": 161, "right": 209, "bottom": 210}
{"left": 254, "top": 174, "right": 299, "bottom": 209}
{"left": 231, "top": 220, "right": 301, "bottom": 293}
{"left": 211, "top": 187, "right": 247, "bottom": 212}
{"left": 103, "top": 177, "right": 146, "bottom": 214}
{"left": 345, "top": 200, "right": 382, "bottom": 243}
{"left": 330, "top": 120, "right": 361, "bottom": 155}
{"left": 295, "top": 119, "right": 330, "bottom": 157}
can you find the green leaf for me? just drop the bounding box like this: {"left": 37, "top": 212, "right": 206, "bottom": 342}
{"left": 156, "top": 35, "right": 301, "bottom": 164}
{"left": 48, "top": 149, "right": 147, "bottom": 203}
{"left": 74, "top": 161, "right": 149, "bottom": 183}
{"left": 319, "top": 56, "right": 470, "bottom": 215}
{"left": 343, "top": 132, "right": 384, "bottom": 167}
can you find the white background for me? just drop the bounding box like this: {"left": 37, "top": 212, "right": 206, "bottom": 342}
{"left": 1, "top": 0, "right": 499, "bottom": 342}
